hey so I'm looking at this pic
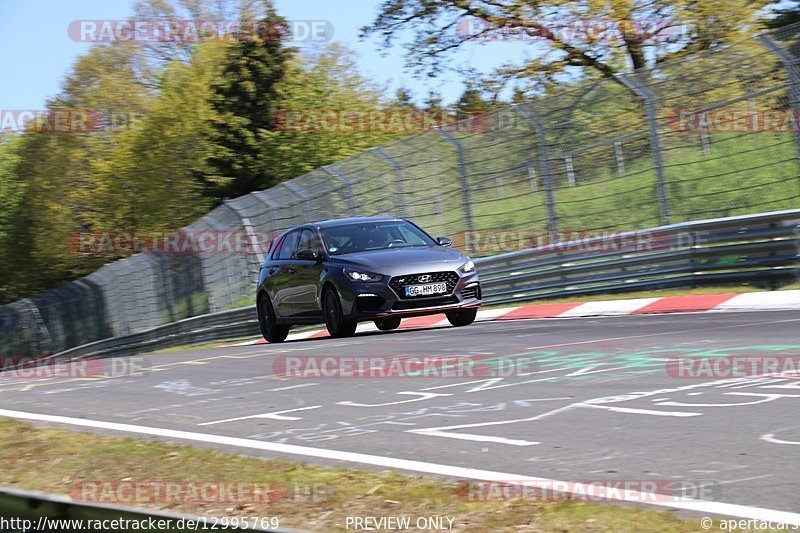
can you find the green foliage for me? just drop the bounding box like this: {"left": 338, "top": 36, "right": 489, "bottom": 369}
{"left": 259, "top": 43, "right": 406, "bottom": 182}
{"left": 0, "top": 26, "right": 405, "bottom": 303}
{"left": 456, "top": 85, "right": 489, "bottom": 113}
{"left": 0, "top": 135, "right": 24, "bottom": 302}
{"left": 205, "top": 11, "right": 292, "bottom": 199}
{"left": 363, "top": 0, "right": 771, "bottom": 88}
{"left": 95, "top": 41, "right": 226, "bottom": 231}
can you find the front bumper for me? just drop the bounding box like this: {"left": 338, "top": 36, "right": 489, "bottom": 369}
{"left": 340, "top": 270, "right": 481, "bottom": 320}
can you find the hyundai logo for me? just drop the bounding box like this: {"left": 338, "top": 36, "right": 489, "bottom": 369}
{"left": 418, "top": 274, "right": 432, "bottom": 283}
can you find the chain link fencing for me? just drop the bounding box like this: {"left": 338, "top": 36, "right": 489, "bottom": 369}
{"left": 2, "top": 24, "right": 800, "bottom": 356}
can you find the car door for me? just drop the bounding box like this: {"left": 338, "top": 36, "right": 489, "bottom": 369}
{"left": 292, "top": 229, "right": 325, "bottom": 319}
{"left": 269, "top": 230, "right": 301, "bottom": 319}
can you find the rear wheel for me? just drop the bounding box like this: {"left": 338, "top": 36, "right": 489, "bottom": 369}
{"left": 323, "top": 287, "right": 357, "bottom": 338}
{"left": 258, "top": 294, "right": 290, "bottom": 343}
{"left": 446, "top": 308, "right": 477, "bottom": 327}
{"left": 374, "top": 317, "right": 402, "bottom": 331}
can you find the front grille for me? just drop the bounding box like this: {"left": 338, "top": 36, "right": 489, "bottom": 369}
{"left": 389, "top": 271, "right": 459, "bottom": 299}
{"left": 461, "top": 284, "right": 481, "bottom": 300}
{"left": 392, "top": 296, "right": 458, "bottom": 310}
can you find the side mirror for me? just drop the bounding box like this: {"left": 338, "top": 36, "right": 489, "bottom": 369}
{"left": 436, "top": 237, "right": 452, "bottom": 247}
{"left": 296, "top": 249, "right": 321, "bottom": 261}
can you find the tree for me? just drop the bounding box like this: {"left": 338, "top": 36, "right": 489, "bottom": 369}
{"left": 260, "top": 43, "right": 406, "bottom": 182}
{"left": 1, "top": 42, "right": 155, "bottom": 301}
{"left": 392, "top": 87, "right": 415, "bottom": 108}
{"left": 456, "top": 85, "right": 487, "bottom": 114}
{"left": 205, "top": 7, "right": 291, "bottom": 199}
{"left": 510, "top": 87, "right": 528, "bottom": 105}
{"left": 0, "top": 135, "right": 24, "bottom": 303}
{"left": 362, "top": 0, "right": 769, "bottom": 87}
{"left": 423, "top": 90, "right": 444, "bottom": 112}
{"left": 764, "top": 1, "right": 800, "bottom": 29}
{"left": 96, "top": 41, "right": 225, "bottom": 232}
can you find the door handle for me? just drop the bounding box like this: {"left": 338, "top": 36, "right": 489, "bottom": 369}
{"left": 286, "top": 267, "right": 296, "bottom": 274}
{"left": 268, "top": 268, "right": 278, "bottom": 275}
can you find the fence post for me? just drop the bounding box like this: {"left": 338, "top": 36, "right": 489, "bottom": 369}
{"left": 757, "top": 34, "right": 800, "bottom": 168}
{"left": 512, "top": 105, "right": 558, "bottom": 241}
{"left": 224, "top": 199, "right": 266, "bottom": 266}
{"left": 370, "top": 147, "right": 409, "bottom": 217}
{"left": 614, "top": 141, "right": 626, "bottom": 175}
{"left": 323, "top": 166, "right": 357, "bottom": 216}
{"left": 528, "top": 166, "right": 538, "bottom": 192}
{"left": 618, "top": 74, "right": 671, "bottom": 224}
{"left": 565, "top": 156, "right": 576, "bottom": 187}
{"left": 25, "top": 299, "right": 53, "bottom": 355}
{"left": 436, "top": 130, "right": 474, "bottom": 234}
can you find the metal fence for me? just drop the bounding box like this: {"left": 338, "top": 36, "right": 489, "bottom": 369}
{"left": 3, "top": 24, "right": 800, "bottom": 356}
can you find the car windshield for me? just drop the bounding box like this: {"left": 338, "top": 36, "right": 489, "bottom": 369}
{"left": 321, "top": 221, "right": 437, "bottom": 255}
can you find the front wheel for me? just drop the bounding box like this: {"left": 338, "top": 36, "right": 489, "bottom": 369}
{"left": 446, "top": 308, "right": 478, "bottom": 327}
{"left": 323, "top": 287, "right": 357, "bottom": 338}
{"left": 374, "top": 317, "right": 402, "bottom": 331}
{"left": 258, "top": 294, "right": 290, "bottom": 343}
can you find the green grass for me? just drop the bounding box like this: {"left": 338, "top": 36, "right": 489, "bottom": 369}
{"left": 442, "top": 132, "right": 800, "bottom": 256}
{"left": 0, "top": 418, "right": 741, "bottom": 531}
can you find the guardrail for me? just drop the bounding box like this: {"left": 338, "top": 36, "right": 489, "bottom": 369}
{"left": 475, "top": 208, "right": 800, "bottom": 306}
{"left": 54, "top": 306, "right": 260, "bottom": 359}
{"left": 0, "top": 486, "right": 292, "bottom": 532}
{"left": 50, "top": 209, "right": 799, "bottom": 359}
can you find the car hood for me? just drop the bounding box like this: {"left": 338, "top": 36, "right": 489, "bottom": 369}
{"left": 330, "top": 246, "right": 468, "bottom": 276}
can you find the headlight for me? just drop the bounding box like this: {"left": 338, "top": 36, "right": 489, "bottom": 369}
{"left": 461, "top": 259, "right": 475, "bottom": 272}
{"left": 343, "top": 268, "right": 382, "bottom": 282}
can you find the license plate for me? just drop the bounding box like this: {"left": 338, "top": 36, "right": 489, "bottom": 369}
{"left": 404, "top": 282, "right": 448, "bottom": 297}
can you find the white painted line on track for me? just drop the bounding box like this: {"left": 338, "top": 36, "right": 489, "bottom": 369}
{"left": 0, "top": 408, "right": 798, "bottom": 525}
{"left": 267, "top": 383, "right": 319, "bottom": 392}
{"left": 578, "top": 403, "right": 702, "bottom": 417}
{"left": 762, "top": 433, "right": 800, "bottom": 445}
{"left": 199, "top": 405, "right": 322, "bottom": 425}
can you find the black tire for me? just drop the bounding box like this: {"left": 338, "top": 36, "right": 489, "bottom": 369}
{"left": 258, "top": 294, "right": 290, "bottom": 343}
{"left": 374, "top": 317, "right": 402, "bottom": 331}
{"left": 323, "top": 287, "right": 357, "bottom": 338}
{"left": 446, "top": 308, "right": 478, "bottom": 327}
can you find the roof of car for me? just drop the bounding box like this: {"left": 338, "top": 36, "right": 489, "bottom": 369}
{"left": 308, "top": 216, "right": 405, "bottom": 228}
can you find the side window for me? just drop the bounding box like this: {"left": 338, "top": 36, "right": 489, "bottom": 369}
{"left": 397, "top": 225, "right": 428, "bottom": 246}
{"left": 295, "top": 229, "right": 320, "bottom": 257}
{"left": 276, "top": 231, "right": 300, "bottom": 260}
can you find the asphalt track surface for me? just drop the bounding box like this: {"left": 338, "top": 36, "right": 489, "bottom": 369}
{"left": 2, "top": 311, "right": 800, "bottom": 522}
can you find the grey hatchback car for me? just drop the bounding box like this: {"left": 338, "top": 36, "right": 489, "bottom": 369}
{"left": 256, "top": 217, "right": 481, "bottom": 342}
